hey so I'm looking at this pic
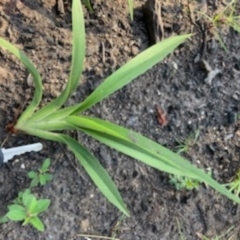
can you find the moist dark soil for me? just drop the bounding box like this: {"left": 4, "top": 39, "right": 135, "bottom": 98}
{"left": 1, "top": 0, "right": 240, "bottom": 239}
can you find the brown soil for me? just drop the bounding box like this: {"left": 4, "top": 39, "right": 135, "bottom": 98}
{"left": 1, "top": 0, "right": 240, "bottom": 239}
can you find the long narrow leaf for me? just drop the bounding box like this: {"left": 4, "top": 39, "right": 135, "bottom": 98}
{"left": 66, "top": 116, "right": 190, "bottom": 171}
{"left": 127, "top": 0, "right": 134, "bottom": 20}
{"left": 71, "top": 34, "right": 191, "bottom": 114}
{"left": 24, "top": 129, "right": 129, "bottom": 215}
{"left": 60, "top": 134, "right": 129, "bottom": 216}
{"left": 65, "top": 115, "right": 240, "bottom": 205}
{"left": 26, "top": 0, "right": 85, "bottom": 124}
{"left": 0, "top": 38, "right": 42, "bottom": 123}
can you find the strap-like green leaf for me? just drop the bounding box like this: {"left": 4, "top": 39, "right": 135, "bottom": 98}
{"left": 59, "top": 134, "right": 129, "bottom": 216}
{"left": 23, "top": 129, "right": 129, "bottom": 215}
{"left": 20, "top": 118, "right": 76, "bottom": 132}
{"left": 127, "top": 0, "right": 134, "bottom": 20}
{"left": 65, "top": 115, "right": 240, "bottom": 205}
{"left": 27, "top": 0, "right": 85, "bottom": 123}
{"left": 71, "top": 34, "right": 191, "bottom": 114}
{"left": 0, "top": 38, "right": 42, "bottom": 123}
{"left": 30, "top": 34, "right": 191, "bottom": 122}
{"left": 66, "top": 116, "right": 196, "bottom": 176}
{"left": 82, "top": 0, "right": 93, "bottom": 13}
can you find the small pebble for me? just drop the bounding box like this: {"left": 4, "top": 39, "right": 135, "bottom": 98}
{"left": 126, "top": 116, "right": 138, "bottom": 127}
{"left": 20, "top": 163, "right": 25, "bottom": 169}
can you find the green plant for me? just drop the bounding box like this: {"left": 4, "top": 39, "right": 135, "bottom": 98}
{"left": 196, "top": 226, "right": 235, "bottom": 240}
{"left": 127, "top": 0, "right": 134, "bottom": 20}
{"left": 110, "top": 214, "right": 125, "bottom": 239}
{"left": 28, "top": 158, "right": 53, "bottom": 188}
{"left": 1, "top": 0, "right": 240, "bottom": 215}
{"left": 0, "top": 189, "right": 50, "bottom": 231}
{"left": 169, "top": 175, "right": 200, "bottom": 190}
{"left": 224, "top": 170, "right": 240, "bottom": 196}
{"left": 198, "top": 0, "right": 240, "bottom": 51}
{"left": 176, "top": 218, "right": 186, "bottom": 240}
{"left": 175, "top": 130, "right": 200, "bottom": 154}
{"left": 82, "top": 0, "right": 93, "bottom": 13}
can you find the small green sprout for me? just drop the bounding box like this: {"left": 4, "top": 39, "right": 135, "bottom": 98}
{"left": 12, "top": 190, "right": 25, "bottom": 205}
{"left": 0, "top": 189, "right": 50, "bottom": 232}
{"left": 82, "top": 0, "right": 93, "bottom": 13}
{"left": 224, "top": 170, "right": 240, "bottom": 196}
{"left": 170, "top": 169, "right": 213, "bottom": 191}
{"left": 176, "top": 218, "right": 186, "bottom": 240}
{"left": 169, "top": 175, "right": 200, "bottom": 190}
{"left": 198, "top": 0, "right": 240, "bottom": 51}
{"left": 175, "top": 130, "right": 200, "bottom": 154}
{"left": 28, "top": 158, "right": 53, "bottom": 188}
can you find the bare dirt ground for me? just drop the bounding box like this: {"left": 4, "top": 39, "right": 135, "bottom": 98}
{"left": 1, "top": 0, "right": 240, "bottom": 239}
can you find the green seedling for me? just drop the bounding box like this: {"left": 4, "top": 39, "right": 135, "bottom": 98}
{"left": 127, "top": 0, "right": 134, "bottom": 20}
{"left": 110, "top": 214, "right": 126, "bottom": 239}
{"left": 169, "top": 175, "right": 200, "bottom": 190}
{"left": 175, "top": 130, "right": 200, "bottom": 154}
{"left": 28, "top": 158, "right": 53, "bottom": 188}
{"left": 224, "top": 170, "right": 240, "bottom": 196}
{"left": 170, "top": 169, "right": 213, "bottom": 191}
{"left": 1, "top": 0, "right": 240, "bottom": 215}
{"left": 196, "top": 226, "right": 235, "bottom": 240}
{"left": 12, "top": 190, "right": 25, "bottom": 205}
{"left": 198, "top": 0, "right": 240, "bottom": 51}
{"left": 0, "top": 189, "right": 50, "bottom": 232}
{"left": 82, "top": 0, "right": 93, "bottom": 13}
{"left": 176, "top": 218, "right": 186, "bottom": 240}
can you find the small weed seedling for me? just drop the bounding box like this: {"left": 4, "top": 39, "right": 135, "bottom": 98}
{"left": 169, "top": 175, "right": 200, "bottom": 190}
{"left": 224, "top": 170, "right": 240, "bottom": 196}
{"left": 169, "top": 169, "right": 213, "bottom": 191}
{"left": 198, "top": 0, "right": 240, "bottom": 51}
{"left": 176, "top": 218, "right": 186, "bottom": 240}
{"left": 0, "top": 159, "right": 53, "bottom": 231}
{"left": 0, "top": 189, "right": 50, "bottom": 231}
{"left": 175, "top": 130, "right": 200, "bottom": 154}
{"left": 196, "top": 226, "right": 235, "bottom": 240}
{"left": 28, "top": 158, "right": 53, "bottom": 188}
{"left": 1, "top": 0, "right": 240, "bottom": 215}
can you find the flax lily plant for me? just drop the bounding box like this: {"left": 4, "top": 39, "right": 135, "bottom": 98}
{"left": 0, "top": 0, "right": 240, "bottom": 215}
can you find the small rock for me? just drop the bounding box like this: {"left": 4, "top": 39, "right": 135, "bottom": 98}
{"left": 131, "top": 45, "right": 139, "bottom": 55}
{"left": 81, "top": 218, "right": 90, "bottom": 232}
{"left": 126, "top": 116, "right": 138, "bottom": 127}
{"left": 57, "top": 0, "right": 65, "bottom": 14}
{"left": 227, "top": 111, "right": 236, "bottom": 124}
{"left": 199, "top": 59, "right": 212, "bottom": 72}
{"left": 204, "top": 69, "right": 221, "bottom": 85}
{"left": 99, "top": 146, "right": 112, "bottom": 166}
{"left": 27, "top": 74, "right": 34, "bottom": 87}
{"left": 20, "top": 163, "right": 25, "bottom": 169}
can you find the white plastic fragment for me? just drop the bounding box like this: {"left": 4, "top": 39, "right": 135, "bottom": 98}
{"left": 2, "top": 143, "right": 43, "bottom": 162}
